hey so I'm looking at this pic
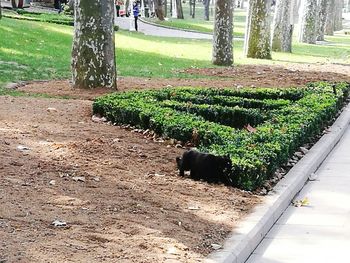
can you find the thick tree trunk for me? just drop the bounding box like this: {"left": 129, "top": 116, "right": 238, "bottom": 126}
{"left": 212, "top": 0, "right": 234, "bottom": 66}
{"left": 154, "top": 0, "right": 165, "bottom": 20}
{"left": 299, "top": 0, "right": 317, "bottom": 44}
{"left": 272, "top": 0, "right": 293, "bottom": 52}
{"left": 325, "top": 0, "right": 335, "bottom": 35}
{"left": 334, "top": 0, "right": 343, "bottom": 31}
{"left": 176, "top": 0, "right": 184, "bottom": 18}
{"left": 316, "top": 0, "right": 328, "bottom": 41}
{"left": 244, "top": 0, "right": 272, "bottom": 59}
{"left": 71, "top": 0, "right": 117, "bottom": 89}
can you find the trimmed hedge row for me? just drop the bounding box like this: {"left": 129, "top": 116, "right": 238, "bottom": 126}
{"left": 93, "top": 82, "right": 350, "bottom": 190}
{"left": 154, "top": 89, "right": 291, "bottom": 110}
{"left": 159, "top": 100, "right": 265, "bottom": 128}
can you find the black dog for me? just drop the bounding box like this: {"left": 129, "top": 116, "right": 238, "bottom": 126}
{"left": 176, "top": 150, "right": 232, "bottom": 185}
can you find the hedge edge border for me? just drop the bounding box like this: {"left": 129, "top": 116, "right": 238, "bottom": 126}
{"left": 205, "top": 102, "right": 350, "bottom": 263}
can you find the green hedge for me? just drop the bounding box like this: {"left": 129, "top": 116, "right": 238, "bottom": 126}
{"left": 93, "top": 82, "right": 350, "bottom": 190}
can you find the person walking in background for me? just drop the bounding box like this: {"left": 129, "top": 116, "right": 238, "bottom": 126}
{"left": 133, "top": 1, "right": 139, "bottom": 31}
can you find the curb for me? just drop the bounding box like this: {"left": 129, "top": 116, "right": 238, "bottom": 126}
{"left": 205, "top": 102, "right": 350, "bottom": 263}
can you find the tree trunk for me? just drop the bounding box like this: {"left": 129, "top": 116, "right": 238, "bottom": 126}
{"left": 189, "top": 0, "right": 196, "bottom": 18}
{"left": 68, "top": 0, "right": 74, "bottom": 9}
{"left": 176, "top": 0, "right": 184, "bottom": 18}
{"left": 71, "top": 0, "right": 117, "bottom": 89}
{"left": 272, "top": 0, "right": 293, "bottom": 52}
{"left": 212, "top": 0, "right": 234, "bottom": 66}
{"left": 347, "top": 0, "right": 350, "bottom": 12}
{"left": 325, "top": 0, "right": 335, "bottom": 35}
{"left": 299, "top": 0, "right": 317, "bottom": 44}
{"left": 316, "top": 0, "right": 327, "bottom": 41}
{"left": 244, "top": 0, "right": 272, "bottom": 59}
{"left": 155, "top": 0, "right": 165, "bottom": 20}
{"left": 334, "top": 0, "right": 343, "bottom": 31}
{"left": 203, "top": 0, "right": 209, "bottom": 20}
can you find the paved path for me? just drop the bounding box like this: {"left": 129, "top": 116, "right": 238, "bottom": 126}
{"left": 246, "top": 124, "right": 350, "bottom": 263}
{"left": 115, "top": 17, "right": 213, "bottom": 39}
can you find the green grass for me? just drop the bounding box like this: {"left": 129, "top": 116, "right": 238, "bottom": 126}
{"left": 0, "top": 17, "right": 349, "bottom": 89}
{"left": 3, "top": 9, "right": 74, "bottom": 25}
{"left": 146, "top": 8, "right": 247, "bottom": 37}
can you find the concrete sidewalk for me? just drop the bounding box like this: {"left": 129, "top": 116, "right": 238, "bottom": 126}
{"left": 115, "top": 17, "right": 213, "bottom": 40}
{"left": 246, "top": 124, "right": 350, "bottom": 263}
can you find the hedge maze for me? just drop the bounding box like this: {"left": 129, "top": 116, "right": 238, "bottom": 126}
{"left": 93, "top": 82, "right": 350, "bottom": 190}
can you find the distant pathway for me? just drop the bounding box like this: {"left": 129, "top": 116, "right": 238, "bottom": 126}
{"left": 115, "top": 17, "right": 213, "bottom": 40}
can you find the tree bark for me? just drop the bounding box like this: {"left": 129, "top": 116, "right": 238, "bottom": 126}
{"left": 334, "top": 0, "right": 343, "bottom": 31}
{"left": 272, "top": 0, "right": 293, "bottom": 52}
{"left": 203, "top": 0, "right": 210, "bottom": 20}
{"left": 325, "top": 0, "right": 335, "bottom": 35}
{"left": 244, "top": 0, "right": 272, "bottom": 59}
{"left": 154, "top": 0, "right": 165, "bottom": 20}
{"left": 71, "top": 0, "right": 117, "bottom": 89}
{"left": 212, "top": 0, "right": 234, "bottom": 66}
{"left": 189, "top": 0, "right": 196, "bottom": 18}
{"left": 347, "top": 0, "right": 350, "bottom": 12}
{"left": 299, "top": 0, "right": 317, "bottom": 44}
{"left": 315, "top": 0, "right": 327, "bottom": 41}
{"left": 176, "top": 0, "right": 184, "bottom": 18}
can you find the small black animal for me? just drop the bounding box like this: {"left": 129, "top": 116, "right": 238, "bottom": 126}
{"left": 176, "top": 150, "right": 232, "bottom": 185}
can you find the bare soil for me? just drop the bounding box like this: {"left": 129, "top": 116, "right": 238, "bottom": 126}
{"left": 1, "top": 63, "right": 349, "bottom": 263}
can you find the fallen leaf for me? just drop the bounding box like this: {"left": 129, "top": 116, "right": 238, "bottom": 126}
{"left": 292, "top": 197, "right": 309, "bottom": 207}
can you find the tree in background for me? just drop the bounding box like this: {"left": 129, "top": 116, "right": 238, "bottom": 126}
{"left": 244, "top": 0, "right": 272, "bottom": 59}
{"left": 325, "top": 0, "right": 335, "bottom": 35}
{"left": 71, "top": 0, "right": 117, "bottom": 89}
{"left": 316, "top": 0, "right": 328, "bottom": 41}
{"left": 334, "top": 0, "right": 343, "bottom": 31}
{"left": 203, "top": 0, "right": 210, "bottom": 20}
{"left": 347, "top": 0, "right": 350, "bottom": 12}
{"left": 212, "top": 0, "right": 234, "bottom": 65}
{"left": 155, "top": 0, "right": 165, "bottom": 20}
{"left": 176, "top": 0, "right": 184, "bottom": 19}
{"left": 272, "top": 0, "right": 293, "bottom": 52}
{"left": 299, "top": 0, "right": 317, "bottom": 44}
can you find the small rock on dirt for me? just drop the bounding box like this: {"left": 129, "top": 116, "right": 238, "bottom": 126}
{"left": 47, "top": 107, "right": 58, "bottom": 113}
{"left": 299, "top": 147, "right": 309, "bottom": 154}
{"left": 17, "top": 145, "right": 30, "bottom": 151}
{"left": 91, "top": 115, "right": 107, "bottom": 123}
{"left": 51, "top": 219, "right": 67, "bottom": 227}
{"left": 211, "top": 244, "right": 222, "bottom": 250}
{"left": 72, "top": 176, "right": 86, "bottom": 182}
{"left": 49, "top": 180, "right": 56, "bottom": 185}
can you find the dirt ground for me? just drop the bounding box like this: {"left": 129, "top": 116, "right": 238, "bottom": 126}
{"left": 1, "top": 63, "right": 350, "bottom": 263}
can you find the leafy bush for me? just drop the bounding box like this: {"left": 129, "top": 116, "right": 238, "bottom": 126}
{"left": 93, "top": 82, "right": 350, "bottom": 190}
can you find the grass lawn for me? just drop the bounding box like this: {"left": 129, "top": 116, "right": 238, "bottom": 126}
{"left": 0, "top": 17, "right": 349, "bottom": 88}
